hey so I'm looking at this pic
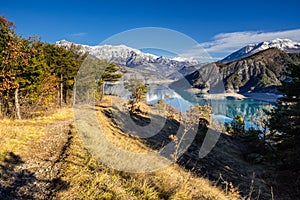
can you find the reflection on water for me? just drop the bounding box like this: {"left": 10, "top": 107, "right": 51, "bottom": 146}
{"left": 196, "top": 98, "right": 272, "bottom": 122}
{"left": 106, "top": 83, "right": 273, "bottom": 129}
{"left": 147, "top": 85, "right": 193, "bottom": 113}
{"left": 146, "top": 85, "right": 273, "bottom": 129}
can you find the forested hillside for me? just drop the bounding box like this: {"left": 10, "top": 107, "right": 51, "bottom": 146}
{"left": 0, "top": 16, "right": 87, "bottom": 119}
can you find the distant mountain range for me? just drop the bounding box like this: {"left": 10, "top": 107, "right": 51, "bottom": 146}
{"left": 56, "top": 40, "right": 200, "bottom": 79}
{"left": 57, "top": 38, "right": 300, "bottom": 94}
{"left": 171, "top": 47, "right": 300, "bottom": 94}
{"left": 221, "top": 38, "right": 300, "bottom": 63}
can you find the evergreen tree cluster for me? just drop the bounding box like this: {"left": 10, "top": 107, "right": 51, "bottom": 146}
{"left": 268, "top": 63, "right": 300, "bottom": 169}
{"left": 75, "top": 56, "right": 122, "bottom": 104}
{"left": 0, "top": 16, "right": 88, "bottom": 119}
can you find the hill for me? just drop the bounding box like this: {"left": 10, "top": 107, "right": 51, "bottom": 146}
{"left": 221, "top": 38, "right": 300, "bottom": 63}
{"left": 171, "top": 48, "right": 300, "bottom": 95}
{"left": 0, "top": 105, "right": 238, "bottom": 200}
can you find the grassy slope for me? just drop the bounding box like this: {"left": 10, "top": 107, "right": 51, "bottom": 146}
{"left": 0, "top": 108, "right": 73, "bottom": 160}
{"left": 0, "top": 104, "right": 239, "bottom": 199}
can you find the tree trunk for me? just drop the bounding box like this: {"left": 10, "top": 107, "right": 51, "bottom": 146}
{"left": 100, "top": 81, "right": 105, "bottom": 101}
{"left": 60, "top": 74, "right": 63, "bottom": 108}
{"left": 3, "top": 94, "right": 10, "bottom": 117}
{"left": 15, "top": 88, "right": 21, "bottom": 120}
{"left": 65, "top": 85, "right": 68, "bottom": 104}
{"left": 73, "top": 78, "right": 76, "bottom": 106}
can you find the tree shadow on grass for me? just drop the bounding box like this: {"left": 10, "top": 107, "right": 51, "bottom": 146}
{"left": 121, "top": 110, "right": 275, "bottom": 199}
{"left": 0, "top": 152, "right": 69, "bottom": 199}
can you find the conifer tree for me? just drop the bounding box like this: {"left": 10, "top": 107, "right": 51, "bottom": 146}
{"left": 97, "top": 61, "right": 122, "bottom": 101}
{"left": 268, "top": 63, "right": 300, "bottom": 169}
{"left": 124, "top": 79, "right": 147, "bottom": 112}
{"left": 231, "top": 115, "right": 245, "bottom": 136}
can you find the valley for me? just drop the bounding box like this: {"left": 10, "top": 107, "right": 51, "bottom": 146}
{"left": 1, "top": 12, "right": 300, "bottom": 199}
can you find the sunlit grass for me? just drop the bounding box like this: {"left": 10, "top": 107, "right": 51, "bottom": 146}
{"left": 0, "top": 99, "right": 240, "bottom": 199}
{"left": 56, "top": 96, "right": 239, "bottom": 199}
{"left": 57, "top": 127, "right": 238, "bottom": 200}
{"left": 0, "top": 107, "right": 73, "bottom": 160}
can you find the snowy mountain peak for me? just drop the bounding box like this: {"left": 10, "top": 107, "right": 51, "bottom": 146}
{"left": 55, "top": 40, "right": 200, "bottom": 79}
{"left": 56, "top": 40, "right": 156, "bottom": 61}
{"left": 55, "top": 39, "right": 72, "bottom": 46}
{"left": 270, "top": 38, "right": 293, "bottom": 44}
{"left": 221, "top": 38, "right": 300, "bottom": 63}
{"left": 171, "top": 56, "right": 198, "bottom": 63}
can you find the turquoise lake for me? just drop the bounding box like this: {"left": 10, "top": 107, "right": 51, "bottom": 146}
{"left": 147, "top": 85, "right": 274, "bottom": 130}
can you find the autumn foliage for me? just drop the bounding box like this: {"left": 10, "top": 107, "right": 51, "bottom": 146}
{"left": 0, "top": 16, "right": 87, "bottom": 118}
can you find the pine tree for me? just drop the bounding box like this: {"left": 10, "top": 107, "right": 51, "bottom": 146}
{"left": 231, "top": 115, "right": 245, "bottom": 137}
{"left": 97, "top": 61, "right": 122, "bottom": 101}
{"left": 43, "top": 44, "right": 83, "bottom": 106}
{"left": 124, "top": 79, "right": 147, "bottom": 112}
{"left": 268, "top": 63, "right": 300, "bottom": 169}
{"left": 26, "top": 38, "right": 57, "bottom": 112}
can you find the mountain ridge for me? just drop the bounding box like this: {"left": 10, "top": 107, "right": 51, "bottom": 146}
{"left": 171, "top": 48, "right": 300, "bottom": 95}
{"left": 56, "top": 40, "right": 200, "bottom": 79}
{"left": 221, "top": 38, "right": 300, "bottom": 63}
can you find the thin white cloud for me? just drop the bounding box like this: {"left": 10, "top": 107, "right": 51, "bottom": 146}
{"left": 199, "top": 29, "right": 300, "bottom": 54}
{"left": 70, "top": 32, "right": 87, "bottom": 37}
{"left": 177, "top": 29, "right": 300, "bottom": 62}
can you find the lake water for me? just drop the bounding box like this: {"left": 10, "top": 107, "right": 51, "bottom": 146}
{"left": 105, "top": 83, "right": 274, "bottom": 130}
{"left": 147, "top": 85, "right": 274, "bottom": 130}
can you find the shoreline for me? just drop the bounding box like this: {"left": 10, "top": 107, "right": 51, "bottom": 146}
{"left": 198, "top": 92, "right": 246, "bottom": 100}
{"left": 243, "top": 92, "right": 280, "bottom": 103}
{"left": 198, "top": 92, "right": 280, "bottom": 103}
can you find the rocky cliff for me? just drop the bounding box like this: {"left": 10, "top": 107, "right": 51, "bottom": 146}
{"left": 172, "top": 48, "right": 300, "bottom": 94}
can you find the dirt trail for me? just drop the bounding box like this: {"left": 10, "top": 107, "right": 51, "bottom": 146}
{"left": 0, "top": 119, "right": 73, "bottom": 199}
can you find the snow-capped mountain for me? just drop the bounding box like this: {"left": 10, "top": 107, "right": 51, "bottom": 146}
{"left": 56, "top": 40, "right": 199, "bottom": 79}
{"left": 221, "top": 38, "right": 300, "bottom": 63}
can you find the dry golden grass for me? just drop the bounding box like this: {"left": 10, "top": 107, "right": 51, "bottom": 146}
{"left": 55, "top": 128, "right": 161, "bottom": 199}
{"left": 56, "top": 96, "right": 239, "bottom": 199}
{"left": 0, "top": 108, "right": 73, "bottom": 160}
{"left": 1, "top": 97, "right": 240, "bottom": 199}
{"left": 95, "top": 97, "right": 151, "bottom": 153}
{"left": 56, "top": 124, "right": 239, "bottom": 200}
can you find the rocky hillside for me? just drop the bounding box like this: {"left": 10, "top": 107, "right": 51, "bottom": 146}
{"left": 171, "top": 48, "right": 300, "bottom": 94}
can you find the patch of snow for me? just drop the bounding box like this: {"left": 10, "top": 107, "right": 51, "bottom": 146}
{"left": 221, "top": 38, "right": 300, "bottom": 63}
{"left": 55, "top": 40, "right": 200, "bottom": 79}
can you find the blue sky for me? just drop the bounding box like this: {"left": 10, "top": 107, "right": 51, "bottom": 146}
{"left": 1, "top": 0, "right": 300, "bottom": 60}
